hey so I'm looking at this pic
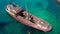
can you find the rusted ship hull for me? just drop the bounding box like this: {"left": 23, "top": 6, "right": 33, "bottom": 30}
{"left": 5, "top": 3, "right": 52, "bottom": 32}
{"left": 55, "top": 0, "right": 60, "bottom": 5}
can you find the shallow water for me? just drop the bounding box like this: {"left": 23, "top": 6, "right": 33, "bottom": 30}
{"left": 0, "top": 0, "right": 60, "bottom": 34}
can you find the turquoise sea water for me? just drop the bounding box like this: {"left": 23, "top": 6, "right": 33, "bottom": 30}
{"left": 0, "top": 0, "right": 60, "bottom": 34}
